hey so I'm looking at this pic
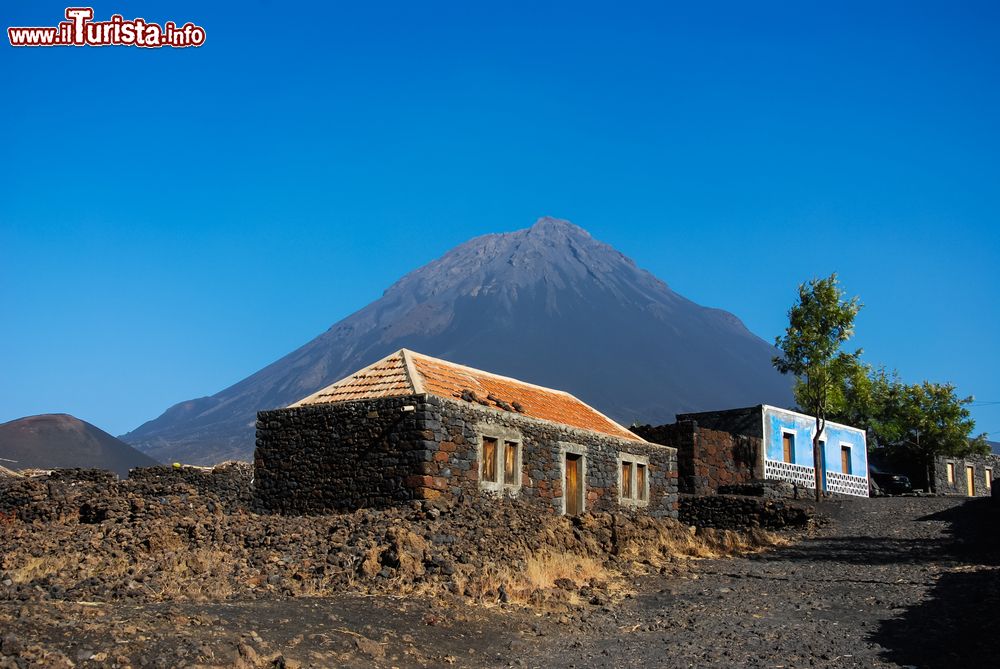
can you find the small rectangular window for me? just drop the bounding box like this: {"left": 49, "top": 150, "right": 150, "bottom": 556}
{"left": 841, "top": 446, "right": 852, "bottom": 475}
{"left": 482, "top": 437, "right": 498, "bottom": 483}
{"left": 947, "top": 462, "right": 955, "bottom": 484}
{"left": 504, "top": 441, "right": 518, "bottom": 485}
{"left": 782, "top": 432, "right": 794, "bottom": 463}
{"left": 621, "top": 461, "right": 632, "bottom": 498}
{"left": 636, "top": 464, "right": 647, "bottom": 501}
{"left": 986, "top": 469, "right": 993, "bottom": 490}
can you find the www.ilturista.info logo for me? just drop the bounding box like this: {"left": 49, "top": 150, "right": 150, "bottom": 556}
{"left": 8, "top": 7, "right": 205, "bottom": 48}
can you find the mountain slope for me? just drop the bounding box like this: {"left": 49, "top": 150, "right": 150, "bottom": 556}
{"left": 123, "top": 217, "right": 793, "bottom": 464}
{"left": 0, "top": 414, "right": 159, "bottom": 476}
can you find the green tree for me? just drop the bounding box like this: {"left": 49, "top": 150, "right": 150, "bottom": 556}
{"left": 773, "top": 274, "right": 862, "bottom": 501}
{"left": 829, "top": 367, "right": 988, "bottom": 485}
{"left": 830, "top": 365, "right": 907, "bottom": 448}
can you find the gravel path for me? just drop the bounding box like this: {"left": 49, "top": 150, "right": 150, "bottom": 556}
{"left": 520, "top": 496, "right": 1000, "bottom": 668}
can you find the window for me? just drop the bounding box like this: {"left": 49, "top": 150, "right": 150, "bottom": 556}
{"left": 482, "top": 437, "right": 498, "bottom": 483}
{"left": 619, "top": 454, "right": 649, "bottom": 506}
{"left": 479, "top": 433, "right": 521, "bottom": 492}
{"left": 782, "top": 431, "right": 795, "bottom": 464}
{"left": 947, "top": 462, "right": 955, "bottom": 484}
{"left": 504, "top": 440, "right": 518, "bottom": 484}
{"left": 986, "top": 469, "right": 993, "bottom": 490}
{"left": 841, "top": 445, "right": 852, "bottom": 475}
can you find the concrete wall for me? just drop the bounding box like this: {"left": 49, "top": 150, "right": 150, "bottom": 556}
{"left": 255, "top": 394, "right": 678, "bottom": 517}
{"left": 762, "top": 406, "right": 868, "bottom": 479}
{"left": 931, "top": 453, "right": 1000, "bottom": 497}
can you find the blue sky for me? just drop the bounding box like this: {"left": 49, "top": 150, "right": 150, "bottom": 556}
{"left": 2, "top": 1, "right": 998, "bottom": 437}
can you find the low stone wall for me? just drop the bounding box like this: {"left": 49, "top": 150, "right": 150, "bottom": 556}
{"left": 255, "top": 394, "right": 678, "bottom": 517}
{"left": 0, "top": 464, "right": 253, "bottom": 524}
{"left": 128, "top": 463, "right": 253, "bottom": 505}
{"left": 633, "top": 421, "right": 761, "bottom": 495}
{"left": 931, "top": 454, "right": 1000, "bottom": 497}
{"left": 678, "top": 494, "right": 813, "bottom": 531}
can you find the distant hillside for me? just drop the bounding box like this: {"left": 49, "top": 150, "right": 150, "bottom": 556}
{"left": 123, "top": 217, "right": 794, "bottom": 464}
{"left": 990, "top": 440, "right": 1000, "bottom": 456}
{"left": 0, "top": 414, "right": 159, "bottom": 477}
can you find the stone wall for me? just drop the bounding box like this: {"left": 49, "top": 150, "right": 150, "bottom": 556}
{"left": 678, "top": 494, "right": 813, "bottom": 530}
{"left": 675, "top": 406, "right": 763, "bottom": 439}
{"left": 633, "top": 421, "right": 761, "bottom": 495}
{"left": 128, "top": 463, "right": 253, "bottom": 504}
{"left": 255, "top": 394, "right": 678, "bottom": 517}
{"left": 931, "top": 453, "right": 1000, "bottom": 497}
{"left": 255, "top": 395, "right": 429, "bottom": 513}
{"left": 0, "top": 464, "right": 253, "bottom": 523}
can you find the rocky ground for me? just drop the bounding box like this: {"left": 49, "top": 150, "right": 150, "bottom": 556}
{"left": 1, "top": 469, "right": 997, "bottom": 668}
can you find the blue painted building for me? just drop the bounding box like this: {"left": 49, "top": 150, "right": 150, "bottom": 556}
{"left": 677, "top": 405, "right": 870, "bottom": 498}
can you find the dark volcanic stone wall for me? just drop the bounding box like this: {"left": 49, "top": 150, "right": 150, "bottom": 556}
{"left": 675, "top": 406, "right": 763, "bottom": 439}
{"left": 255, "top": 396, "right": 429, "bottom": 513}
{"left": 633, "top": 421, "right": 761, "bottom": 495}
{"left": 255, "top": 394, "right": 678, "bottom": 517}
{"left": 931, "top": 454, "right": 1000, "bottom": 497}
{"left": 678, "top": 494, "right": 812, "bottom": 530}
{"left": 128, "top": 463, "right": 252, "bottom": 504}
{"left": 0, "top": 465, "right": 253, "bottom": 523}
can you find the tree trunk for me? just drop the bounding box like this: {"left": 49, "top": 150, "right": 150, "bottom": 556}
{"left": 814, "top": 414, "right": 825, "bottom": 503}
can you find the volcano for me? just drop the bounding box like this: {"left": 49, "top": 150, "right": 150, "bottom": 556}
{"left": 122, "top": 217, "right": 793, "bottom": 464}
{"left": 1, "top": 414, "right": 159, "bottom": 476}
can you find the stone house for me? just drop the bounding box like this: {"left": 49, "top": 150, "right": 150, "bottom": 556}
{"left": 254, "top": 349, "right": 678, "bottom": 517}
{"left": 929, "top": 453, "right": 999, "bottom": 497}
{"left": 641, "top": 405, "right": 870, "bottom": 498}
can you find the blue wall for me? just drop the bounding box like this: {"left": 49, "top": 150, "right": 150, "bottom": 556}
{"left": 763, "top": 406, "right": 868, "bottom": 477}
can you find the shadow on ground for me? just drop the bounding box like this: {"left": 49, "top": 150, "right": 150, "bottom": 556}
{"left": 874, "top": 497, "right": 1000, "bottom": 668}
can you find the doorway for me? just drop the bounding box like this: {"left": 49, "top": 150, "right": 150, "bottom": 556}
{"left": 966, "top": 465, "right": 975, "bottom": 496}
{"left": 565, "top": 453, "right": 583, "bottom": 515}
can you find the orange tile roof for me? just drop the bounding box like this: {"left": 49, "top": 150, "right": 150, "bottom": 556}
{"left": 289, "top": 353, "right": 410, "bottom": 406}
{"left": 290, "top": 349, "right": 644, "bottom": 443}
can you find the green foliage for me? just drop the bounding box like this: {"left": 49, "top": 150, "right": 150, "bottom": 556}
{"left": 827, "top": 366, "right": 989, "bottom": 460}
{"left": 773, "top": 274, "right": 862, "bottom": 426}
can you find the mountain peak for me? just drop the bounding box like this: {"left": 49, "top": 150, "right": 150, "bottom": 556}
{"left": 529, "top": 216, "right": 589, "bottom": 235}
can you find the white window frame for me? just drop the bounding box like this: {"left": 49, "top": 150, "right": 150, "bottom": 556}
{"left": 618, "top": 452, "right": 650, "bottom": 507}
{"left": 477, "top": 427, "right": 523, "bottom": 494}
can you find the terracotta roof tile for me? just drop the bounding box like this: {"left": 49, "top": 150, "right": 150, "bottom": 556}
{"left": 289, "top": 354, "right": 410, "bottom": 406}
{"left": 290, "top": 349, "right": 644, "bottom": 443}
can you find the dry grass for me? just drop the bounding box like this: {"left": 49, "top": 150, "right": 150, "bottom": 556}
{"left": 522, "top": 552, "right": 606, "bottom": 590}
{"left": 452, "top": 550, "right": 624, "bottom": 607}
{"left": 615, "top": 522, "right": 787, "bottom": 567}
